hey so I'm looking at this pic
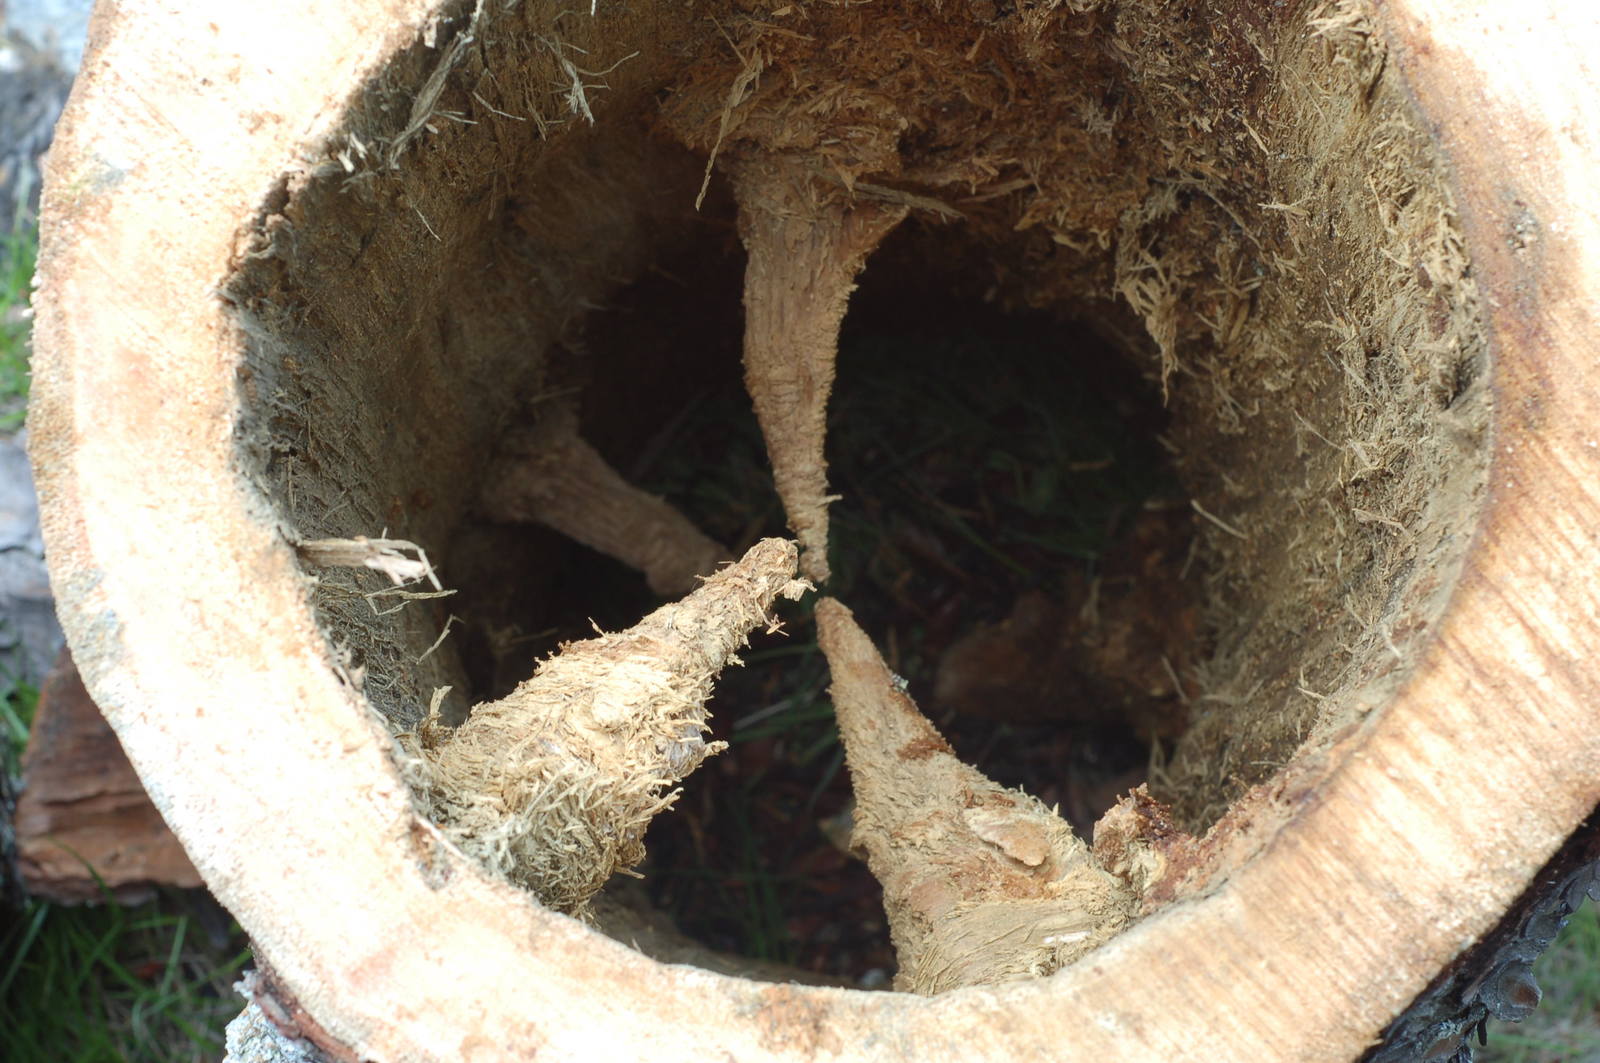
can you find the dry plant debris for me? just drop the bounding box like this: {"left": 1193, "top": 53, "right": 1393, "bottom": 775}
{"left": 672, "top": 4, "right": 1166, "bottom": 983}
{"left": 817, "top": 598, "right": 1132, "bottom": 993}
{"left": 402, "top": 538, "right": 810, "bottom": 915}
{"left": 479, "top": 404, "right": 728, "bottom": 596}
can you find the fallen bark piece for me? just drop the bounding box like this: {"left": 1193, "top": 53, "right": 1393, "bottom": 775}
{"left": 736, "top": 159, "right": 908, "bottom": 583}
{"left": 480, "top": 404, "right": 728, "bottom": 596}
{"left": 816, "top": 597, "right": 1133, "bottom": 994}
{"left": 404, "top": 538, "right": 810, "bottom": 914}
{"left": 15, "top": 648, "right": 202, "bottom": 903}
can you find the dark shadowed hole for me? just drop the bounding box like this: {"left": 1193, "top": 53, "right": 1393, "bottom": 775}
{"left": 446, "top": 219, "right": 1200, "bottom": 981}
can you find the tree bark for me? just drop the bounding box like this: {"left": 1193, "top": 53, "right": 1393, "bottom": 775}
{"left": 15, "top": 648, "right": 201, "bottom": 903}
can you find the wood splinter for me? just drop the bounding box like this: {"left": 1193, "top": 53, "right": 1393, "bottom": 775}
{"left": 816, "top": 597, "right": 1134, "bottom": 994}
{"left": 404, "top": 539, "right": 811, "bottom": 915}
{"left": 735, "top": 159, "right": 909, "bottom": 583}
{"left": 480, "top": 404, "right": 727, "bottom": 596}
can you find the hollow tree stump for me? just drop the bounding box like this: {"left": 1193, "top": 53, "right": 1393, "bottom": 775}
{"left": 27, "top": 0, "right": 1600, "bottom": 1060}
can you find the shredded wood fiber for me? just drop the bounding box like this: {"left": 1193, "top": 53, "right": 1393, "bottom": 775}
{"left": 402, "top": 539, "right": 809, "bottom": 915}
{"left": 734, "top": 159, "right": 907, "bottom": 583}
{"left": 818, "top": 599, "right": 1132, "bottom": 993}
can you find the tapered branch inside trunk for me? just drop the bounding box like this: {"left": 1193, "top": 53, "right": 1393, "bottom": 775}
{"left": 816, "top": 597, "right": 1133, "bottom": 993}
{"left": 481, "top": 405, "right": 728, "bottom": 596}
{"left": 735, "top": 159, "right": 907, "bottom": 582}
{"left": 405, "top": 539, "right": 809, "bottom": 914}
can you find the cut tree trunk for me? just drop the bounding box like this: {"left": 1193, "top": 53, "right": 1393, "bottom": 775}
{"left": 27, "top": 1, "right": 1600, "bottom": 1061}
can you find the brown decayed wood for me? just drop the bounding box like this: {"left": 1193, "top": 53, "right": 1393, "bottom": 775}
{"left": 25, "top": 1, "right": 1600, "bottom": 1061}
{"left": 15, "top": 648, "right": 201, "bottom": 902}
{"left": 932, "top": 508, "right": 1199, "bottom": 736}
{"left": 658, "top": 0, "right": 1493, "bottom": 835}
{"left": 245, "top": 964, "right": 361, "bottom": 1063}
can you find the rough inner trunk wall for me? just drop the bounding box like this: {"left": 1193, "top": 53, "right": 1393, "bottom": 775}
{"left": 226, "top": 0, "right": 1487, "bottom": 842}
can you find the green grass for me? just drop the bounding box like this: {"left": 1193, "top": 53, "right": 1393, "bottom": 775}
{"left": 0, "top": 212, "right": 40, "bottom": 778}
{"left": 646, "top": 636, "right": 846, "bottom": 965}
{"left": 0, "top": 216, "right": 38, "bottom": 431}
{"left": 1, "top": 679, "right": 38, "bottom": 781}
{"left": 0, "top": 891, "right": 250, "bottom": 1062}
{"left": 820, "top": 320, "right": 1178, "bottom": 611}
{"left": 1481, "top": 901, "right": 1600, "bottom": 1063}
